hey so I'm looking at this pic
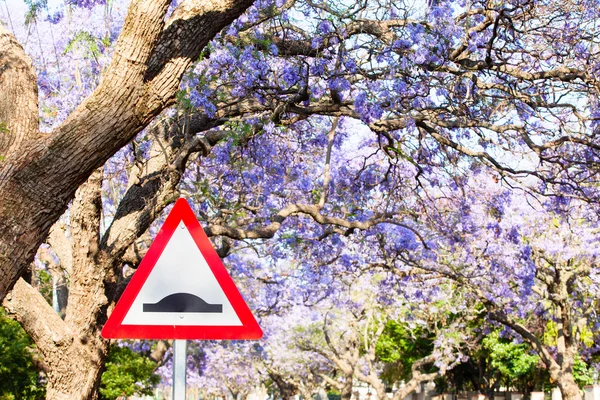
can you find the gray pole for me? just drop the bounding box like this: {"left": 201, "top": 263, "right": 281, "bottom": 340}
{"left": 52, "top": 274, "right": 59, "bottom": 313}
{"left": 173, "top": 339, "right": 187, "bottom": 400}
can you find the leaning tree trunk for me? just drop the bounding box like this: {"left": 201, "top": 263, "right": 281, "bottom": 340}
{"left": 3, "top": 95, "right": 232, "bottom": 399}
{"left": 45, "top": 339, "right": 109, "bottom": 400}
{"left": 5, "top": 171, "right": 114, "bottom": 400}
{"left": 0, "top": 0, "right": 254, "bottom": 302}
{"left": 270, "top": 371, "right": 299, "bottom": 400}
{"left": 2, "top": 169, "right": 110, "bottom": 400}
{"left": 298, "top": 386, "right": 315, "bottom": 400}
{"left": 340, "top": 377, "right": 354, "bottom": 400}
{"left": 557, "top": 372, "right": 582, "bottom": 400}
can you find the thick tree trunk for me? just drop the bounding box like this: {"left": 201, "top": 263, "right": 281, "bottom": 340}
{"left": 3, "top": 107, "right": 231, "bottom": 399}
{"left": 298, "top": 387, "right": 314, "bottom": 400}
{"left": 392, "top": 378, "right": 424, "bottom": 400}
{"left": 340, "top": 378, "right": 353, "bottom": 400}
{"left": 270, "top": 371, "right": 299, "bottom": 400}
{"left": 3, "top": 279, "right": 109, "bottom": 400}
{"left": 0, "top": 0, "right": 254, "bottom": 302}
{"left": 557, "top": 372, "right": 582, "bottom": 400}
{"left": 44, "top": 339, "right": 109, "bottom": 400}
{"left": 359, "top": 355, "right": 437, "bottom": 400}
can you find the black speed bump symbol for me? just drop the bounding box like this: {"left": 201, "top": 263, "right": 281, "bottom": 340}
{"left": 143, "top": 293, "right": 223, "bottom": 313}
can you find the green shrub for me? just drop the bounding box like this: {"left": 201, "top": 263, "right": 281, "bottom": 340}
{"left": 0, "top": 308, "right": 45, "bottom": 400}
{"left": 99, "top": 344, "right": 160, "bottom": 400}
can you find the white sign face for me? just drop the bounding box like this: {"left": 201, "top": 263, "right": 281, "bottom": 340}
{"left": 121, "top": 222, "right": 243, "bottom": 326}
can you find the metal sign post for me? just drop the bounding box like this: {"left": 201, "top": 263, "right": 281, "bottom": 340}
{"left": 173, "top": 340, "right": 187, "bottom": 400}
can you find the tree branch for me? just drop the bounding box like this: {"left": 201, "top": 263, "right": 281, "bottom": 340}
{"left": 3, "top": 278, "right": 72, "bottom": 358}
{"left": 64, "top": 168, "right": 104, "bottom": 337}
{"left": 47, "top": 221, "right": 73, "bottom": 275}
{"left": 0, "top": 25, "right": 39, "bottom": 158}
{"left": 205, "top": 204, "right": 400, "bottom": 239}
{"left": 0, "top": 0, "right": 253, "bottom": 301}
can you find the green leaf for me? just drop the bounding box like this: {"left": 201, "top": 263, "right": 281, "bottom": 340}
{"left": 99, "top": 344, "right": 160, "bottom": 400}
{"left": 0, "top": 308, "right": 46, "bottom": 399}
{"left": 63, "top": 31, "right": 101, "bottom": 59}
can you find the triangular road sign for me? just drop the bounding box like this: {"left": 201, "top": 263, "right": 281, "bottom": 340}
{"left": 101, "top": 198, "right": 263, "bottom": 340}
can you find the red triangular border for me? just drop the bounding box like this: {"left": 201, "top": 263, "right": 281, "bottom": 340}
{"left": 101, "top": 198, "right": 263, "bottom": 340}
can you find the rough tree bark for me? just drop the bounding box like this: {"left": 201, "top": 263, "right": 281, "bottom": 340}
{"left": 2, "top": 114, "right": 232, "bottom": 399}
{"left": 269, "top": 371, "right": 300, "bottom": 400}
{"left": 265, "top": 366, "right": 321, "bottom": 400}
{"left": 4, "top": 170, "right": 111, "bottom": 400}
{"left": 0, "top": 0, "right": 254, "bottom": 301}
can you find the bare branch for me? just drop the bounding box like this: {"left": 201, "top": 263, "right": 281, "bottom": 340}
{"left": 3, "top": 279, "right": 71, "bottom": 357}
{"left": 206, "top": 204, "right": 400, "bottom": 239}
{"left": 47, "top": 221, "right": 73, "bottom": 275}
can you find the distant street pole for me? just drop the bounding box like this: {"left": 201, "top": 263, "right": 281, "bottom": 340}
{"left": 173, "top": 339, "right": 187, "bottom": 400}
